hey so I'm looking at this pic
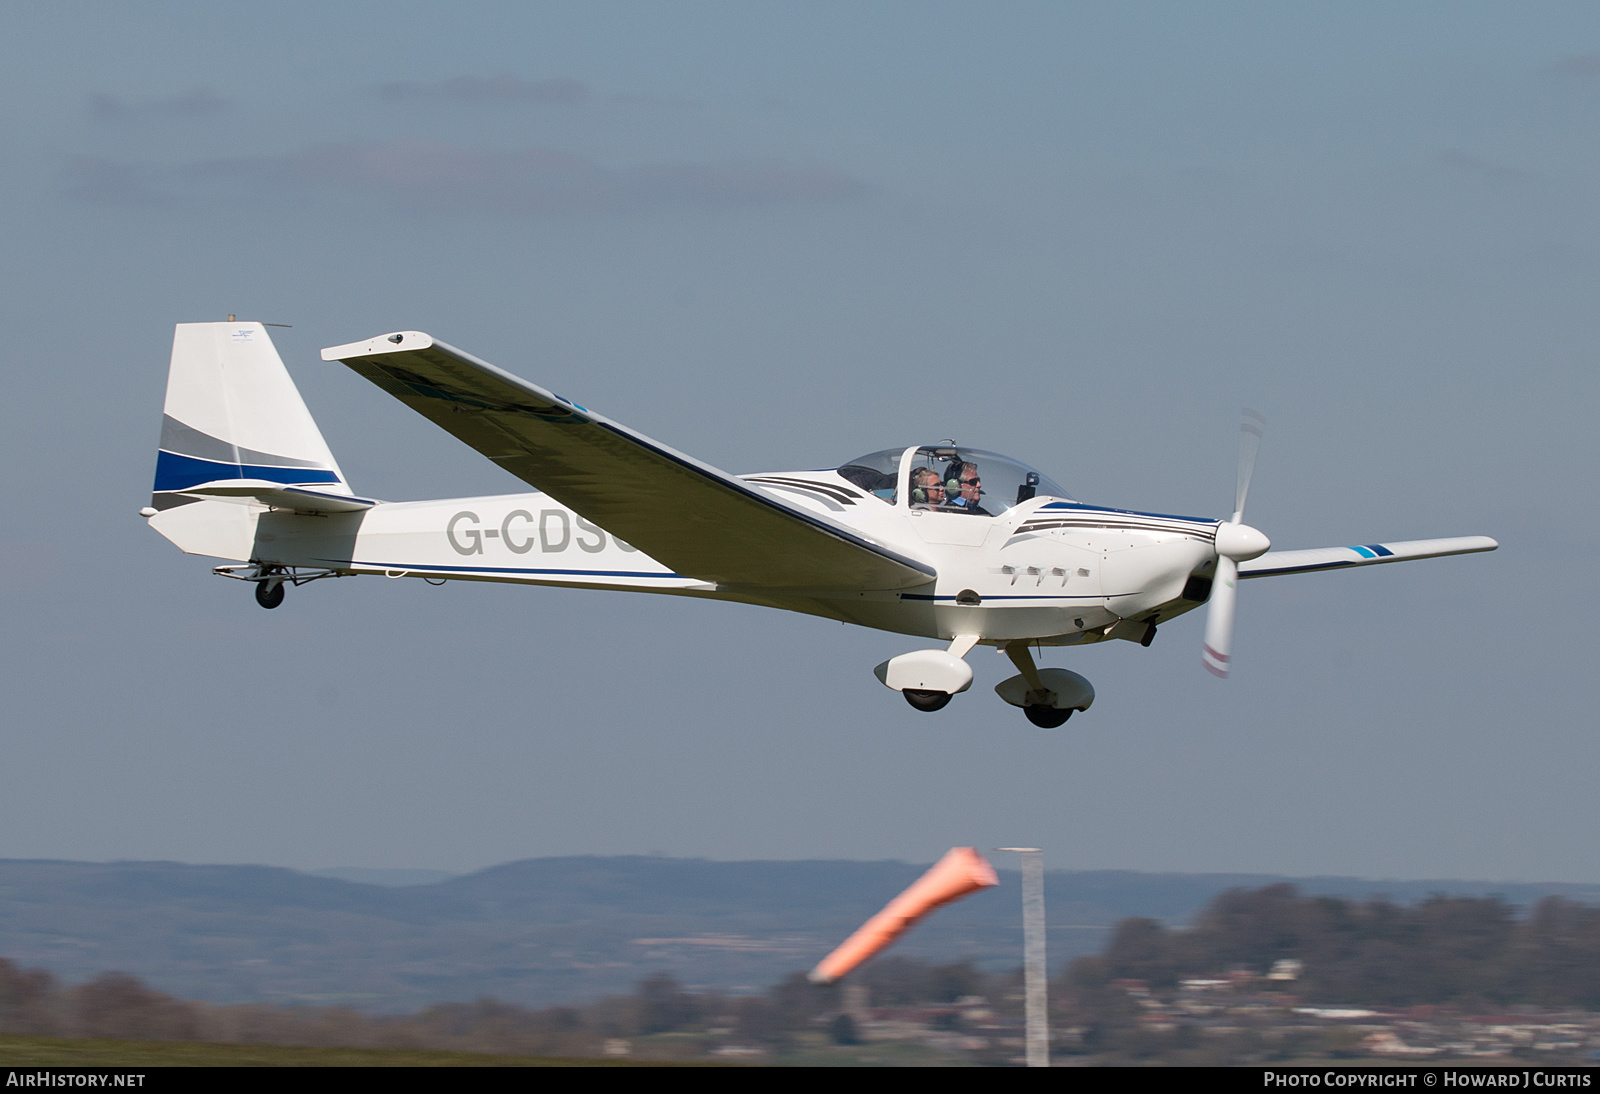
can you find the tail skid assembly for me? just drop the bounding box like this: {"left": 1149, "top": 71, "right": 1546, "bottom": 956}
{"left": 213, "top": 563, "right": 345, "bottom": 609}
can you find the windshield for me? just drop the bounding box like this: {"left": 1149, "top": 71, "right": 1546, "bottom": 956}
{"left": 835, "top": 448, "right": 903, "bottom": 501}
{"left": 837, "top": 446, "right": 1069, "bottom": 515}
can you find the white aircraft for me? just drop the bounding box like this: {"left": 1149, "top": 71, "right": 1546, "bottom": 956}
{"left": 144, "top": 321, "right": 1496, "bottom": 727}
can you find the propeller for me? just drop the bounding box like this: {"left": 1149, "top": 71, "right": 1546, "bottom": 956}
{"left": 1203, "top": 410, "right": 1271, "bottom": 678}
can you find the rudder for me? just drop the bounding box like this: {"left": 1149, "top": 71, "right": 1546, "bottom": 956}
{"left": 152, "top": 322, "right": 350, "bottom": 511}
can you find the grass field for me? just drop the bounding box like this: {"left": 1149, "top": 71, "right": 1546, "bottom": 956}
{"left": 0, "top": 1034, "right": 979, "bottom": 1067}
{"left": 0, "top": 1035, "right": 676, "bottom": 1067}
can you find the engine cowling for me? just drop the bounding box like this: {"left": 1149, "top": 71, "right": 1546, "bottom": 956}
{"left": 1099, "top": 539, "right": 1212, "bottom": 619}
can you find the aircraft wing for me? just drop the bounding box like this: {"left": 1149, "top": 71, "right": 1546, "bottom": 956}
{"left": 1239, "top": 536, "right": 1498, "bottom": 578}
{"left": 321, "top": 332, "right": 934, "bottom": 590}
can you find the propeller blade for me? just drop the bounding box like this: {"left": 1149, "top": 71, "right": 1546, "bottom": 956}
{"left": 1202, "top": 555, "right": 1238, "bottom": 678}
{"left": 1206, "top": 411, "right": 1265, "bottom": 678}
{"left": 1233, "top": 408, "right": 1265, "bottom": 522}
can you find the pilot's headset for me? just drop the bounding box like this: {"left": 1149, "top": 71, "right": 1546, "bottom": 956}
{"left": 944, "top": 460, "right": 971, "bottom": 504}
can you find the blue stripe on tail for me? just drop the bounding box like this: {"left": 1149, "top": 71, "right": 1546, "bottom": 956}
{"left": 154, "top": 450, "right": 342, "bottom": 493}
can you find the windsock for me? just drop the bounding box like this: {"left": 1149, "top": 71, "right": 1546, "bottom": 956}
{"left": 808, "top": 847, "right": 999, "bottom": 984}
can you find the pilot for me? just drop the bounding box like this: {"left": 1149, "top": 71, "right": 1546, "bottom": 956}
{"left": 943, "top": 460, "right": 991, "bottom": 516}
{"left": 909, "top": 466, "right": 946, "bottom": 508}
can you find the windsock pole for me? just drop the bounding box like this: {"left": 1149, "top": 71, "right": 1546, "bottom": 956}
{"left": 1001, "top": 847, "right": 1049, "bottom": 1067}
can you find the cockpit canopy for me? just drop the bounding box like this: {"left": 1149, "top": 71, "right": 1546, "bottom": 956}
{"left": 836, "top": 445, "right": 1070, "bottom": 516}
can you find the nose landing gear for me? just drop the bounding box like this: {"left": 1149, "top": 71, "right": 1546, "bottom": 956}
{"left": 1024, "top": 704, "right": 1072, "bottom": 728}
{"left": 996, "top": 641, "right": 1095, "bottom": 728}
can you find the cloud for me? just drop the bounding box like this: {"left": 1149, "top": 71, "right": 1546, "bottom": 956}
{"left": 1434, "top": 148, "right": 1523, "bottom": 181}
{"left": 58, "top": 157, "right": 169, "bottom": 206}
{"left": 144, "top": 138, "right": 869, "bottom": 214}
{"left": 87, "top": 87, "right": 232, "bottom": 123}
{"left": 377, "top": 76, "right": 589, "bottom": 106}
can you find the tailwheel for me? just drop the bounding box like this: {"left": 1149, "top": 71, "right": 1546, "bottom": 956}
{"left": 1024, "top": 705, "right": 1072, "bottom": 729}
{"left": 903, "top": 689, "right": 952, "bottom": 712}
{"left": 255, "top": 580, "right": 285, "bottom": 609}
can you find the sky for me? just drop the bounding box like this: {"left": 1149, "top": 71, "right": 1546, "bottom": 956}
{"left": 1, "top": 1, "right": 1596, "bottom": 883}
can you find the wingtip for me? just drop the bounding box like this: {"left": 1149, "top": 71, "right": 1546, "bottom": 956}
{"left": 320, "top": 331, "right": 435, "bottom": 361}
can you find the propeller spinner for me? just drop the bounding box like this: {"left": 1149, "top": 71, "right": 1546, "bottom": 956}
{"left": 1202, "top": 410, "right": 1270, "bottom": 678}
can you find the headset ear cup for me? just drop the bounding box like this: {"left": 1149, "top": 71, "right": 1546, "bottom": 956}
{"left": 946, "top": 479, "right": 961, "bottom": 496}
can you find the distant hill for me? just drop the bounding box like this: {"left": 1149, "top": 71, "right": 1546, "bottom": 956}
{"left": 1, "top": 856, "right": 1595, "bottom": 1012}
{"left": 308, "top": 867, "right": 458, "bottom": 887}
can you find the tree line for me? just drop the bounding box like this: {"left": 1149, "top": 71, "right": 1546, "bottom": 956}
{"left": 1063, "top": 884, "right": 1600, "bottom": 1008}
{"left": 0, "top": 953, "right": 1013, "bottom": 1060}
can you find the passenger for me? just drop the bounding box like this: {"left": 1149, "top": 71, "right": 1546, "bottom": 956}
{"left": 909, "top": 466, "right": 946, "bottom": 508}
{"left": 944, "top": 460, "right": 992, "bottom": 516}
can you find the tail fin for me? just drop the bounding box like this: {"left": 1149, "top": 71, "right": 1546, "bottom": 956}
{"left": 152, "top": 322, "right": 351, "bottom": 511}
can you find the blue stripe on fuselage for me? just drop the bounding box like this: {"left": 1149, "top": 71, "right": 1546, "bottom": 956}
{"left": 314, "top": 558, "right": 686, "bottom": 579}
{"left": 1038, "top": 501, "right": 1218, "bottom": 525}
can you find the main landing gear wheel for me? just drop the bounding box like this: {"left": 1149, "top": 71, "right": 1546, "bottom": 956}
{"left": 255, "top": 580, "right": 285, "bottom": 610}
{"left": 1024, "top": 705, "right": 1072, "bottom": 729}
{"left": 903, "top": 689, "right": 952, "bottom": 712}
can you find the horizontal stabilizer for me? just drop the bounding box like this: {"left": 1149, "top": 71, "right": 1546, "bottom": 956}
{"left": 177, "top": 480, "right": 379, "bottom": 513}
{"left": 1240, "top": 536, "right": 1498, "bottom": 578}
{"left": 322, "top": 331, "right": 934, "bottom": 590}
